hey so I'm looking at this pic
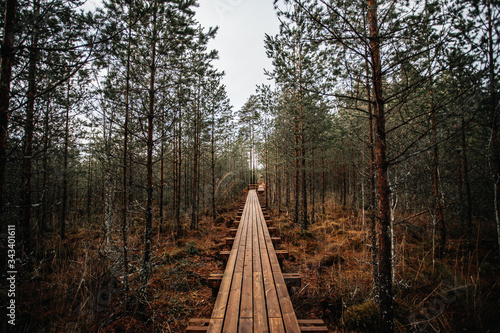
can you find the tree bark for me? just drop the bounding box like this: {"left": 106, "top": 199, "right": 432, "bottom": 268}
{"left": 301, "top": 116, "right": 307, "bottom": 230}
{"left": 485, "top": 0, "right": 500, "bottom": 257}
{"left": 22, "top": 0, "right": 40, "bottom": 252}
{"left": 61, "top": 79, "right": 71, "bottom": 240}
{"left": 141, "top": 0, "right": 157, "bottom": 295}
{"left": 0, "top": 0, "right": 17, "bottom": 229}
{"left": 211, "top": 103, "right": 216, "bottom": 223}
{"left": 41, "top": 101, "right": 51, "bottom": 233}
{"left": 191, "top": 83, "right": 200, "bottom": 230}
{"left": 365, "top": 52, "right": 379, "bottom": 294}
{"left": 122, "top": 11, "right": 132, "bottom": 305}
{"left": 368, "top": 0, "right": 393, "bottom": 330}
{"left": 431, "top": 103, "right": 445, "bottom": 258}
{"left": 311, "top": 146, "right": 315, "bottom": 225}
{"left": 294, "top": 115, "right": 299, "bottom": 225}
{"left": 461, "top": 117, "right": 473, "bottom": 251}
{"left": 175, "top": 69, "right": 183, "bottom": 236}
{"left": 321, "top": 154, "right": 325, "bottom": 216}
{"left": 159, "top": 116, "right": 165, "bottom": 234}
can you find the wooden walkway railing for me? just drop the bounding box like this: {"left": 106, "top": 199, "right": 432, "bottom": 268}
{"left": 187, "top": 189, "right": 328, "bottom": 333}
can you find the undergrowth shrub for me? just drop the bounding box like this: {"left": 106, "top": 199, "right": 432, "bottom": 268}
{"left": 342, "top": 299, "right": 378, "bottom": 331}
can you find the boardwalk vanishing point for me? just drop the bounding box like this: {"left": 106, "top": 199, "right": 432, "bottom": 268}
{"left": 187, "top": 186, "right": 329, "bottom": 332}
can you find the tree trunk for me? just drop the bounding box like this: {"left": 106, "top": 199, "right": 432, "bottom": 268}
{"left": 265, "top": 143, "right": 269, "bottom": 209}
{"left": 122, "top": 13, "right": 132, "bottom": 305}
{"left": 211, "top": 105, "right": 216, "bottom": 223}
{"left": 369, "top": 0, "right": 393, "bottom": 330}
{"left": 460, "top": 117, "right": 473, "bottom": 251}
{"left": 294, "top": 116, "right": 299, "bottom": 225}
{"left": 485, "top": 0, "right": 500, "bottom": 257}
{"left": 301, "top": 117, "right": 307, "bottom": 230}
{"left": 311, "top": 146, "right": 315, "bottom": 225}
{"left": 366, "top": 55, "right": 379, "bottom": 295}
{"left": 141, "top": 0, "right": 157, "bottom": 295}
{"left": 22, "top": 0, "right": 40, "bottom": 252}
{"left": 41, "top": 101, "right": 51, "bottom": 233}
{"left": 159, "top": 119, "right": 165, "bottom": 234}
{"left": 342, "top": 164, "right": 347, "bottom": 207}
{"left": 86, "top": 144, "right": 92, "bottom": 226}
{"left": 175, "top": 77, "right": 183, "bottom": 236}
{"left": 431, "top": 104, "right": 445, "bottom": 258}
{"left": 277, "top": 147, "right": 281, "bottom": 214}
{"left": 191, "top": 98, "right": 200, "bottom": 230}
{"left": 321, "top": 154, "right": 325, "bottom": 216}
{"left": 0, "top": 0, "right": 17, "bottom": 229}
{"left": 61, "top": 80, "right": 71, "bottom": 240}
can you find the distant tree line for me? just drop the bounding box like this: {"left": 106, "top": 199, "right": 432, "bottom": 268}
{"left": 0, "top": 0, "right": 253, "bottom": 303}
{"left": 245, "top": 0, "right": 499, "bottom": 331}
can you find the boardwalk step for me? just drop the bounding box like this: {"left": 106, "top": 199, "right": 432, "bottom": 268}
{"left": 208, "top": 272, "right": 301, "bottom": 291}
{"left": 219, "top": 249, "right": 289, "bottom": 263}
{"left": 186, "top": 318, "right": 210, "bottom": 332}
{"left": 186, "top": 318, "right": 328, "bottom": 332}
{"left": 227, "top": 228, "right": 237, "bottom": 237}
{"left": 234, "top": 219, "right": 272, "bottom": 227}
{"left": 298, "top": 319, "right": 329, "bottom": 332}
{"left": 271, "top": 237, "right": 281, "bottom": 245}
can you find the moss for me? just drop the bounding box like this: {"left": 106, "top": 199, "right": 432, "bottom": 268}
{"left": 343, "top": 300, "right": 379, "bottom": 331}
{"left": 183, "top": 241, "right": 200, "bottom": 255}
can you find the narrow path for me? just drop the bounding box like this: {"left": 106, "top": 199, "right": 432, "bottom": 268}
{"left": 187, "top": 189, "right": 328, "bottom": 332}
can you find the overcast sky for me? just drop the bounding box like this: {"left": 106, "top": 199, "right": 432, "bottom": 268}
{"left": 195, "top": 0, "right": 280, "bottom": 112}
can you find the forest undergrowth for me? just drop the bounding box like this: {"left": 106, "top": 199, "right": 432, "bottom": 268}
{"left": 16, "top": 195, "right": 500, "bottom": 332}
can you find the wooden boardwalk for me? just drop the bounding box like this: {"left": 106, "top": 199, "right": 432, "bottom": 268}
{"left": 187, "top": 190, "right": 328, "bottom": 333}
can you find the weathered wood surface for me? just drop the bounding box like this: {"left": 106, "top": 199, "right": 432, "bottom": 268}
{"left": 211, "top": 189, "right": 300, "bottom": 333}
{"left": 187, "top": 189, "right": 328, "bottom": 333}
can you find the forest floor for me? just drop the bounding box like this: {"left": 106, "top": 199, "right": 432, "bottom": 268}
{"left": 15, "top": 194, "right": 500, "bottom": 332}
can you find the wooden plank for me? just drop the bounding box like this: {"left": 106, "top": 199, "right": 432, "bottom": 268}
{"left": 203, "top": 190, "right": 305, "bottom": 333}
{"left": 208, "top": 194, "right": 250, "bottom": 333}
{"left": 256, "top": 197, "right": 281, "bottom": 319}
{"left": 256, "top": 196, "right": 301, "bottom": 333}
{"left": 275, "top": 250, "right": 289, "bottom": 260}
{"left": 298, "top": 318, "right": 329, "bottom": 331}
{"left": 239, "top": 201, "right": 253, "bottom": 319}
{"left": 298, "top": 319, "right": 326, "bottom": 325}
{"left": 238, "top": 318, "right": 253, "bottom": 333}
{"left": 221, "top": 202, "right": 250, "bottom": 332}
{"left": 269, "top": 318, "right": 285, "bottom": 333}
{"left": 206, "top": 319, "right": 223, "bottom": 333}
{"left": 252, "top": 195, "right": 268, "bottom": 333}
{"left": 186, "top": 327, "right": 208, "bottom": 333}
{"left": 300, "top": 328, "right": 329, "bottom": 332}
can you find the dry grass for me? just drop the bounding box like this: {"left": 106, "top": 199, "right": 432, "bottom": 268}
{"left": 17, "top": 198, "right": 243, "bottom": 333}
{"left": 17, "top": 196, "right": 500, "bottom": 332}
{"left": 272, "top": 202, "right": 500, "bottom": 332}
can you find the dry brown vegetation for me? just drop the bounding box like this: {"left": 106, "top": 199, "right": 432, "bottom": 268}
{"left": 18, "top": 195, "right": 500, "bottom": 332}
